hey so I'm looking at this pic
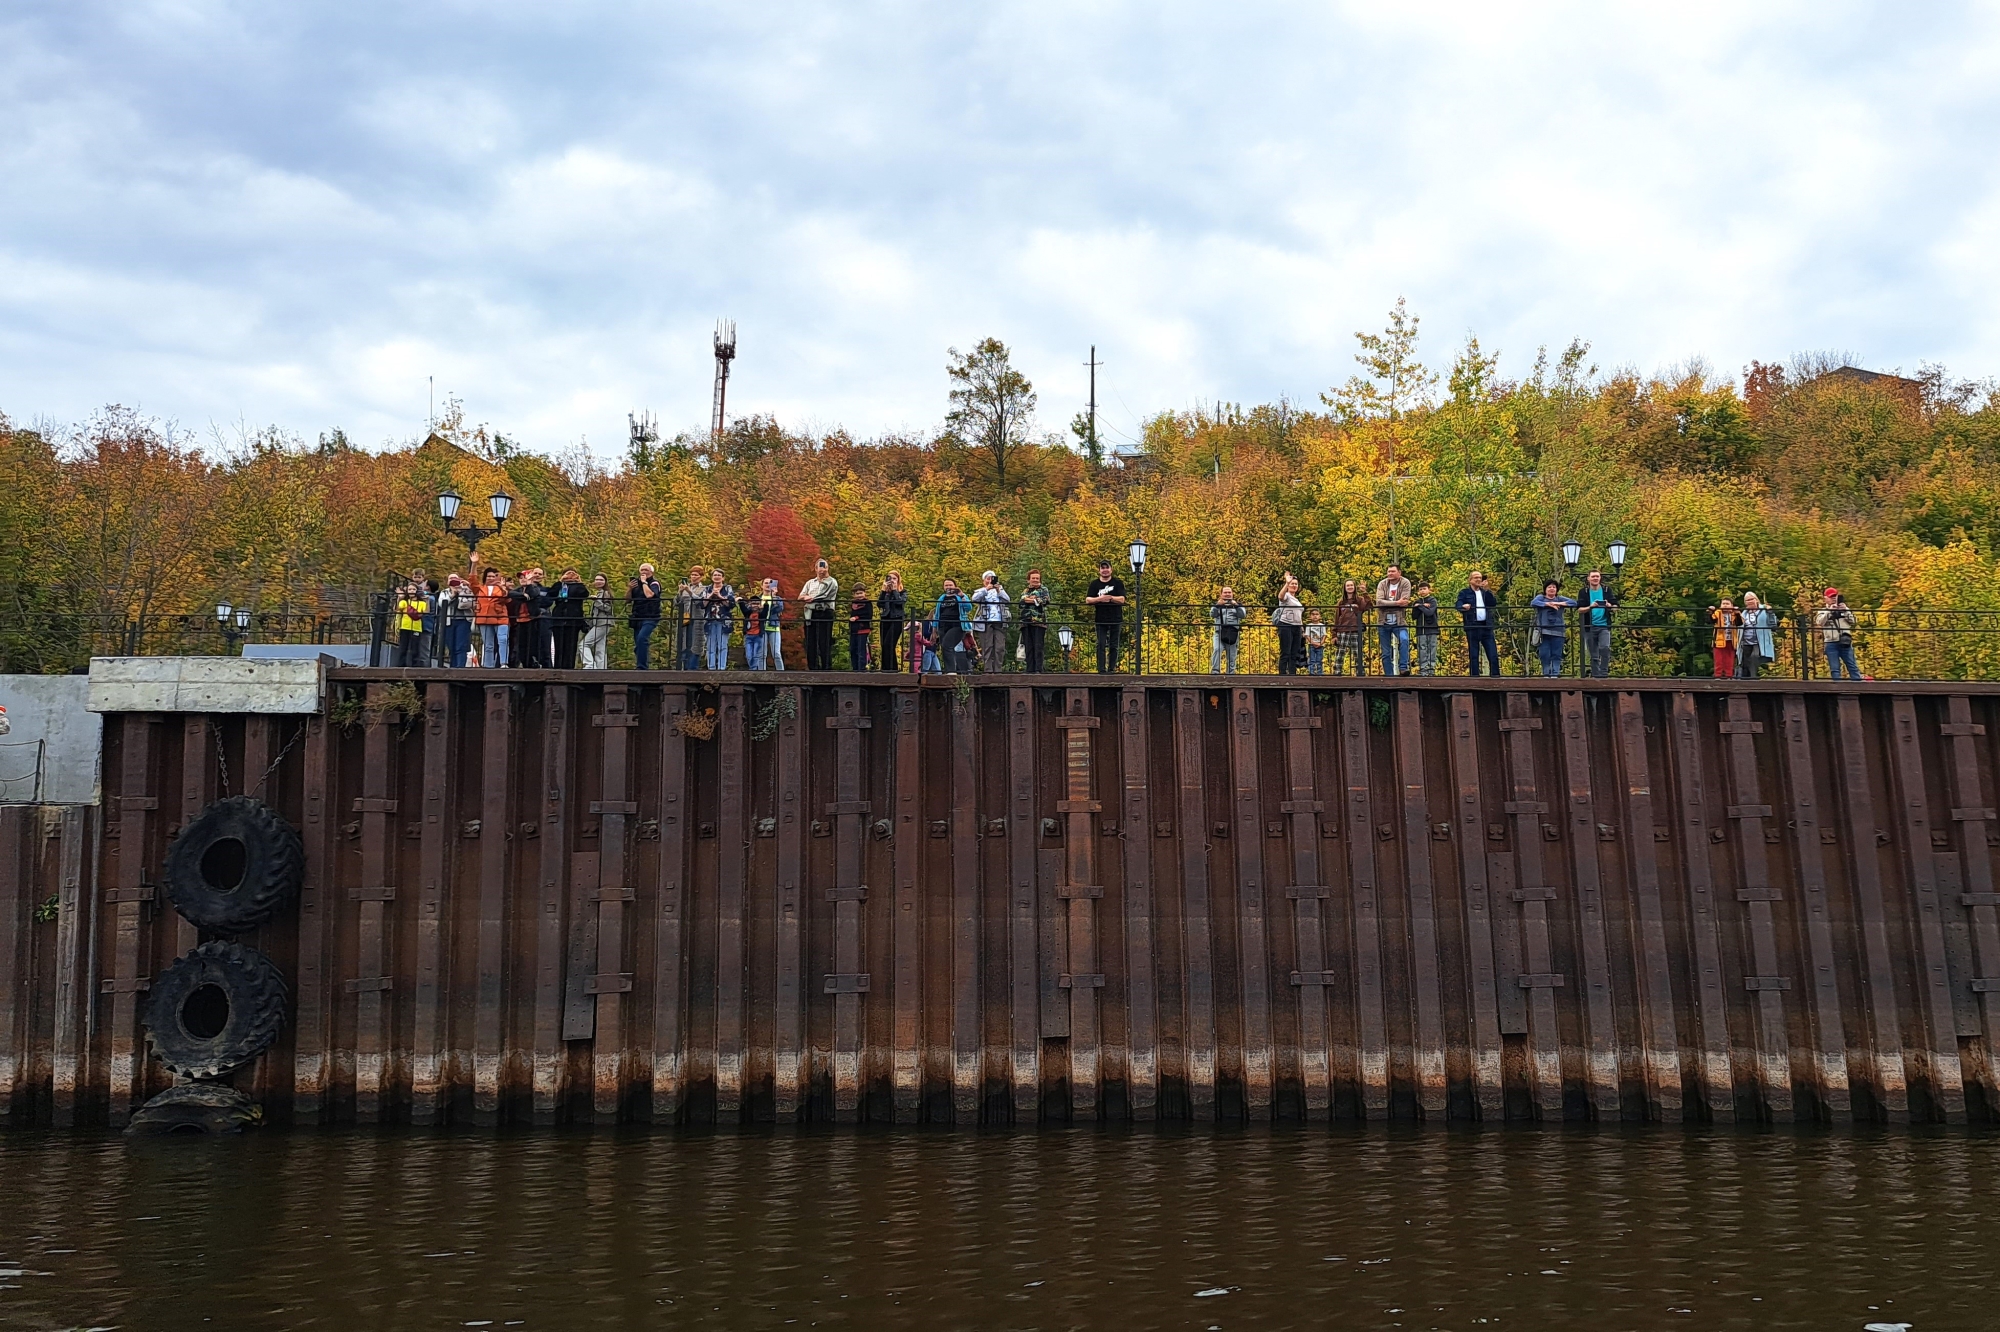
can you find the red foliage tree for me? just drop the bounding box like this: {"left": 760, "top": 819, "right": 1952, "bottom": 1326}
{"left": 1742, "top": 360, "right": 1785, "bottom": 421}
{"left": 743, "top": 504, "right": 821, "bottom": 597}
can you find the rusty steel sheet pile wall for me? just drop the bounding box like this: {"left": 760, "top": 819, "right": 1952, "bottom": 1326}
{"left": 7, "top": 673, "right": 2000, "bottom": 1129}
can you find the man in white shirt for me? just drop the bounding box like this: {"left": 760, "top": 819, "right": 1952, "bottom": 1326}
{"left": 798, "top": 559, "right": 839, "bottom": 670}
{"left": 970, "top": 570, "right": 1012, "bottom": 673}
{"left": 1455, "top": 570, "right": 1501, "bottom": 676}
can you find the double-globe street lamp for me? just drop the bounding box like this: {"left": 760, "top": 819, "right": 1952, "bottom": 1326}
{"left": 1560, "top": 538, "right": 1627, "bottom": 575}
{"left": 436, "top": 488, "right": 515, "bottom": 556}
{"left": 216, "top": 602, "right": 252, "bottom": 655}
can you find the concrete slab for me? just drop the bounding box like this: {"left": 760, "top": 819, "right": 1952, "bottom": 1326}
{"left": 0, "top": 674, "right": 100, "bottom": 804}
{"left": 244, "top": 643, "right": 372, "bottom": 667}
{"left": 86, "top": 657, "right": 325, "bottom": 716}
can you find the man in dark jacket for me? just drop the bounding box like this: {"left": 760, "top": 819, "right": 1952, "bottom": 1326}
{"left": 1018, "top": 570, "right": 1052, "bottom": 673}
{"left": 628, "top": 563, "right": 663, "bottom": 669}
{"left": 1456, "top": 570, "right": 1501, "bottom": 676}
{"left": 1412, "top": 581, "right": 1441, "bottom": 676}
{"left": 550, "top": 568, "right": 587, "bottom": 669}
{"left": 878, "top": 573, "right": 908, "bottom": 672}
{"left": 520, "top": 567, "right": 554, "bottom": 669}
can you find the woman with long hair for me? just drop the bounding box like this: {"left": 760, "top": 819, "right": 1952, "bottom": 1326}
{"left": 1272, "top": 573, "right": 1304, "bottom": 675}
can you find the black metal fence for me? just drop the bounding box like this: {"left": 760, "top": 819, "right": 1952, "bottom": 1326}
{"left": 17, "top": 592, "right": 2000, "bottom": 683}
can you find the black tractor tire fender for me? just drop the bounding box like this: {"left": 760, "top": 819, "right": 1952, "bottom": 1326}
{"left": 125, "top": 1082, "right": 263, "bottom": 1136}
{"left": 142, "top": 940, "right": 288, "bottom": 1079}
{"left": 162, "top": 795, "right": 304, "bottom": 935}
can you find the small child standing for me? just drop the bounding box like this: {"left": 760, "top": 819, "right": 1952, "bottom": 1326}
{"left": 1413, "top": 581, "right": 1440, "bottom": 677}
{"left": 1305, "top": 611, "right": 1328, "bottom": 676}
{"left": 911, "top": 620, "right": 940, "bottom": 675}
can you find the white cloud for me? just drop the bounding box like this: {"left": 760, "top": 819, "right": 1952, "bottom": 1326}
{"left": 3, "top": 0, "right": 1999, "bottom": 457}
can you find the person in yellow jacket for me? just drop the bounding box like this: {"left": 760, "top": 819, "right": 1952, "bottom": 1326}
{"left": 395, "top": 581, "right": 428, "bottom": 667}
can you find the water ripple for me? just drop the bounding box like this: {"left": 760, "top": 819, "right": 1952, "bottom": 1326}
{"left": 0, "top": 1126, "right": 1989, "bottom": 1330}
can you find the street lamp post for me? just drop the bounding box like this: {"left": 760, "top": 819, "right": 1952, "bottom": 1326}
{"left": 437, "top": 488, "right": 515, "bottom": 556}
{"left": 1564, "top": 539, "right": 1632, "bottom": 677}
{"left": 1127, "top": 538, "right": 1148, "bottom": 675}
{"left": 216, "top": 602, "right": 252, "bottom": 655}
{"left": 1603, "top": 540, "right": 1629, "bottom": 678}
{"left": 1057, "top": 623, "right": 1075, "bottom": 673}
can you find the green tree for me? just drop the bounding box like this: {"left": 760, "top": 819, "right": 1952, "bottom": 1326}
{"left": 1323, "top": 296, "right": 1439, "bottom": 424}
{"left": 946, "top": 338, "right": 1037, "bottom": 487}
{"left": 1070, "top": 410, "right": 1103, "bottom": 468}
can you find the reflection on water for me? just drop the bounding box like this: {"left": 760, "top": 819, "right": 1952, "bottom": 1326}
{"left": 0, "top": 1126, "right": 1987, "bottom": 1331}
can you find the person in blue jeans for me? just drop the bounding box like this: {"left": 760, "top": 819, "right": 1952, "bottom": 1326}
{"left": 701, "top": 568, "right": 736, "bottom": 669}
{"left": 1455, "top": 570, "right": 1501, "bottom": 676}
{"left": 1816, "top": 588, "right": 1861, "bottom": 679}
{"left": 1579, "top": 570, "right": 1616, "bottom": 677}
{"left": 1530, "top": 580, "right": 1574, "bottom": 677}
{"left": 747, "top": 579, "right": 784, "bottom": 670}
{"left": 1374, "top": 564, "right": 1413, "bottom": 676}
{"left": 628, "top": 564, "right": 663, "bottom": 669}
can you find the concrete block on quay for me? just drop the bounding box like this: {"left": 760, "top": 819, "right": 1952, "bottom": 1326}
{"left": 86, "top": 656, "right": 325, "bottom": 715}
{"left": 0, "top": 673, "right": 99, "bottom": 804}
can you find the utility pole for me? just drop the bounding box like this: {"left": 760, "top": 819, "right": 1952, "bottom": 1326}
{"left": 712, "top": 320, "right": 737, "bottom": 441}
{"left": 1088, "top": 345, "right": 1098, "bottom": 444}
{"left": 1084, "top": 346, "right": 1102, "bottom": 466}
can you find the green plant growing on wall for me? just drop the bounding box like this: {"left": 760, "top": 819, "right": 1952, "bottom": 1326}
{"left": 750, "top": 691, "right": 797, "bottom": 741}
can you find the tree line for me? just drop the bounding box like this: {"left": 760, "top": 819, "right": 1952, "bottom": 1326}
{"left": 4, "top": 302, "right": 1999, "bottom": 678}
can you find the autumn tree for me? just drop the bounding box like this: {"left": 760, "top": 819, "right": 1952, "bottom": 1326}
{"left": 743, "top": 504, "right": 821, "bottom": 595}
{"left": 1758, "top": 369, "right": 1931, "bottom": 516}
{"left": 1323, "top": 297, "right": 1439, "bottom": 424}
{"left": 1625, "top": 367, "right": 1759, "bottom": 474}
{"left": 946, "top": 338, "right": 1037, "bottom": 487}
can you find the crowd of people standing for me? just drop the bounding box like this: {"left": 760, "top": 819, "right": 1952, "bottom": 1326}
{"left": 386, "top": 554, "right": 1870, "bottom": 681}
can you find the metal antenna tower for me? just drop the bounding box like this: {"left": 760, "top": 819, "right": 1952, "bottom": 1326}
{"left": 711, "top": 320, "right": 737, "bottom": 439}
{"left": 628, "top": 410, "right": 659, "bottom": 464}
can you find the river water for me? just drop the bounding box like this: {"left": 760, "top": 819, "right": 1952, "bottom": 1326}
{"left": 0, "top": 1125, "right": 1986, "bottom": 1331}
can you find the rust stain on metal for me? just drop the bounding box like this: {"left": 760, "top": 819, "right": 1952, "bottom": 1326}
{"left": 1283, "top": 689, "right": 1332, "bottom": 1118}
{"left": 1229, "top": 688, "right": 1272, "bottom": 1117}
{"left": 1779, "top": 694, "right": 1851, "bottom": 1121}
{"left": 1890, "top": 694, "right": 1966, "bottom": 1121}
{"left": 1006, "top": 688, "right": 1038, "bottom": 1118}
{"left": 827, "top": 687, "right": 866, "bottom": 1120}
{"left": 1614, "top": 692, "right": 1683, "bottom": 1123}
{"left": 1559, "top": 691, "right": 1621, "bottom": 1116}
{"left": 1339, "top": 692, "right": 1388, "bottom": 1118}
{"left": 1064, "top": 687, "right": 1103, "bottom": 1115}
{"left": 650, "top": 689, "right": 691, "bottom": 1123}
{"left": 1671, "top": 691, "right": 1737, "bottom": 1122}
{"left": 14, "top": 675, "right": 2000, "bottom": 1129}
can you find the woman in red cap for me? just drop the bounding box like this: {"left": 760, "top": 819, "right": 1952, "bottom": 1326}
{"left": 1815, "top": 588, "right": 1861, "bottom": 679}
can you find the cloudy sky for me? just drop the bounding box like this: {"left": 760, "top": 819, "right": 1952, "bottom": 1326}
{"left": 4, "top": 1, "right": 1998, "bottom": 457}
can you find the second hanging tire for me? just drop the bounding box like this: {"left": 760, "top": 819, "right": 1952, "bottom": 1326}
{"left": 161, "top": 795, "right": 304, "bottom": 935}
{"left": 143, "top": 940, "right": 289, "bottom": 1079}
